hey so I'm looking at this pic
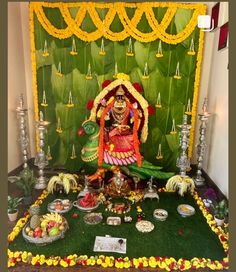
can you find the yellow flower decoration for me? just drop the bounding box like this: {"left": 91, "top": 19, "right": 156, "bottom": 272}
{"left": 8, "top": 188, "right": 228, "bottom": 270}
{"left": 116, "top": 73, "right": 130, "bottom": 81}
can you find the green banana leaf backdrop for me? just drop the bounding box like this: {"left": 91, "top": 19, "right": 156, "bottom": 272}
{"left": 33, "top": 6, "right": 200, "bottom": 172}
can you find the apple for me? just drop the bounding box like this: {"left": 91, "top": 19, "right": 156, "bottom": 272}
{"left": 28, "top": 230, "right": 34, "bottom": 237}
{"left": 34, "top": 227, "right": 42, "bottom": 238}
{"left": 59, "top": 225, "right": 65, "bottom": 231}
{"left": 48, "top": 221, "right": 56, "bottom": 228}
{"left": 72, "top": 213, "right": 79, "bottom": 219}
{"left": 25, "top": 227, "right": 31, "bottom": 234}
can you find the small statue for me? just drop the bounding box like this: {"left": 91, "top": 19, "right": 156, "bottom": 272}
{"left": 78, "top": 175, "right": 91, "bottom": 198}
{"left": 104, "top": 168, "right": 130, "bottom": 197}
{"left": 147, "top": 176, "right": 155, "bottom": 192}
{"left": 114, "top": 171, "right": 124, "bottom": 194}
{"left": 143, "top": 176, "right": 159, "bottom": 201}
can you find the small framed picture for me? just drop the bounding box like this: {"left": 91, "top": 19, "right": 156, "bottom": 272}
{"left": 218, "top": 22, "right": 228, "bottom": 51}
{"left": 211, "top": 2, "right": 220, "bottom": 30}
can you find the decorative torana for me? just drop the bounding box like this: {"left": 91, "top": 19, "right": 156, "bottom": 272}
{"left": 30, "top": 1, "right": 206, "bottom": 162}
{"left": 30, "top": 2, "right": 206, "bottom": 44}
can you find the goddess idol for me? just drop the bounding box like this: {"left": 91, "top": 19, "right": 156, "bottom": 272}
{"left": 101, "top": 85, "right": 138, "bottom": 166}
{"left": 90, "top": 73, "right": 149, "bottom": 168}
{"left": 79, "top": 73, "right": 173, "bottom": 184}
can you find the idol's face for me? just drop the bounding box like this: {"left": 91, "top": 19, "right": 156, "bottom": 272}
{"left": 115, "top": 94, "right": 125, "bottom": 102}
{"left": 114, "top": 95, "right": 126, "bottom": 109}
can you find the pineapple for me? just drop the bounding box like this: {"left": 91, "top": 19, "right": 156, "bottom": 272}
{"left": 30, "top": 214, "right": 41, "bottom": 229}
{"left": 29, "top": 205, "right": 40, "bottom": 216}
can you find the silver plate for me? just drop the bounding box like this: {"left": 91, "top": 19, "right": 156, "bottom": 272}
{"left": 177, "top": 204, "right": 195, "bottom": 217}
{"left": 135, "top": 220, "right": 154, "bottom": 233}
{"left": 73, "top": 201, "right": 99, "bottom": 212}
{"left": 47, "top": 199, "right": 73, "bottom": 214}
{"left": 83, "top": 213, "right": 103, "bottom": 225}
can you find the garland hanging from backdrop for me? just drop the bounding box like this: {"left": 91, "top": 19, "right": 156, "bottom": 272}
{"left": 29, "top": 2, "right": 206, "bottom": 172}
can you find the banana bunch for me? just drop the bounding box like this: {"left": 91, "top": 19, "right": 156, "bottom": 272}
{"left": 41, "top": 212, "right": 63, "bottom": 224}
{"left": 47, "top": 176, "right": 62, "bottom": 194}
{"left": 166, "top": 175, "right": 195, "bottom": 196}
{"left": 47, "top": 173, "right": 78, "bottom": 194}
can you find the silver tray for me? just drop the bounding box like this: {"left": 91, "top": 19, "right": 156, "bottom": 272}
{"left": 47, "top": 199, "right": 73, "bottom": 214}
{"left": 107, "top": 217, "right": 121, "bottom": 226}
{"left": 177, "top": 204, "right": 195, "bottom": 217}
{"left": 83, "top": 213, "right": 103, "bottom": 225}
{"left": 135, "top": 220, "right": 154, "bottom": 233}
{"left": 73, "top": 201, "right": 99, "bottom": 212}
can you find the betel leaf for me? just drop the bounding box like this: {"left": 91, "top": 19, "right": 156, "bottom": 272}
{"left": 114, "top": 41, "right": 127, "bottom": 73}
{"left": 109, "top": 13, "right": 124, "bottom": 33}
{"left": 51, "top": 64, "right": 72, "bottom": 103}
{"left": 36, "top": 49, "right": 53, "bottom": 69}
{"left": 174, "top": 8, "right": 194, "bottom": 48}
{"left": 134, "top": 41, "right": 157, "bottom": 72}
{"left": 91, "top": 40, "right": 114, "bottom": 75}
{"left": 68, "top": 7, "right": 80, "bottom": 19}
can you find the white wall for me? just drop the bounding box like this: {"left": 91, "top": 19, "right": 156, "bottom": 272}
{"left": 8, "top": 3, "right": 29, "bottom": 172}
{"left": 20, "top": 2, "right": 37, "bottom": 158}
{"left": 193, "top": 2, "right": 228, "bottom": 197}
{"left": 8, "top": 2, "right": 36, "bottom": 172}
{"left": 8, "top": 2, "right": 229, "bottom": 198}
{"left": 204, "top": 3, "right": 228, "bottom": 197}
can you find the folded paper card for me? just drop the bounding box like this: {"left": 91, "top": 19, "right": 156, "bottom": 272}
{"left": 93, "top": 236, "right": 127, "bottom": 254}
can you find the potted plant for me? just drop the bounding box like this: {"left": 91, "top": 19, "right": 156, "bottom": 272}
{"left": 213, "top": 199, "right": 228, "bottom": 226}
{"left": 47, "top": 173, "right": 77, "bottom": 195}
{"left": 8, "top": 195, "right": 22, "bottom": 221}
{"left": 203, "top": 188, "right": 217, "bottom": 207}
{"left": 15, "top": 168, "right": 37, "bottom": 205}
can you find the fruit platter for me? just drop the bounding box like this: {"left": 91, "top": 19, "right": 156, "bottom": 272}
{"left": 73, "top": 192, "right": 99, "bottom": 212}
{"left": 47, "top": 199, "right": 72, "bottom": 214}
{"left": 22, "top": 213, "right": 69, "bottom": 245}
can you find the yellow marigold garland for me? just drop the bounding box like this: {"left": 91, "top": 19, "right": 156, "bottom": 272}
{"left": 30, "top": 2, "right": 206, "bottom": 44}
{"left": 188, "top": 27, "right": 205, "bottom": 157}
{"left": 8, "top": 187, "right": 228, "bottom": 270}
{"left": 29, "top": 4, "right": 40, "bottom": 152}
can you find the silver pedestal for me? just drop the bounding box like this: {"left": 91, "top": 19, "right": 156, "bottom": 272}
{"left": 35, "top": 174, "right": 48, "bottom": 190}
{"left": 34, "top": 111, "right": 50, "bottom": 190}
{"left": 176, "top": 115, "right": 191, "bottom": 177}
{"left": 194, "top": 170, "right": 205, "bottom": 186}
{"left": 193, "top": 98, "right": 211, "bottom": 187}
{"left": 16, "top": 94, "right": 29, "bottom": 169}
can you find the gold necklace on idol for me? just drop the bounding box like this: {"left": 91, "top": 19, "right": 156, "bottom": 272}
{"left": 111, "top": 107, "right": 129, "bottom": 124}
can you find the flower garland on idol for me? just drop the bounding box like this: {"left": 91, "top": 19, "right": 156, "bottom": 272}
{"left": 87, "top": 73, "right": 148, "bottom": 167}
{"left": 8, "top": 186, "right": 229, "bottom": 270}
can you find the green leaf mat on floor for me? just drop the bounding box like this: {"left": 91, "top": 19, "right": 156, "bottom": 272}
{"left": 9, "top": 192, "right": 225, "bottom": 260}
